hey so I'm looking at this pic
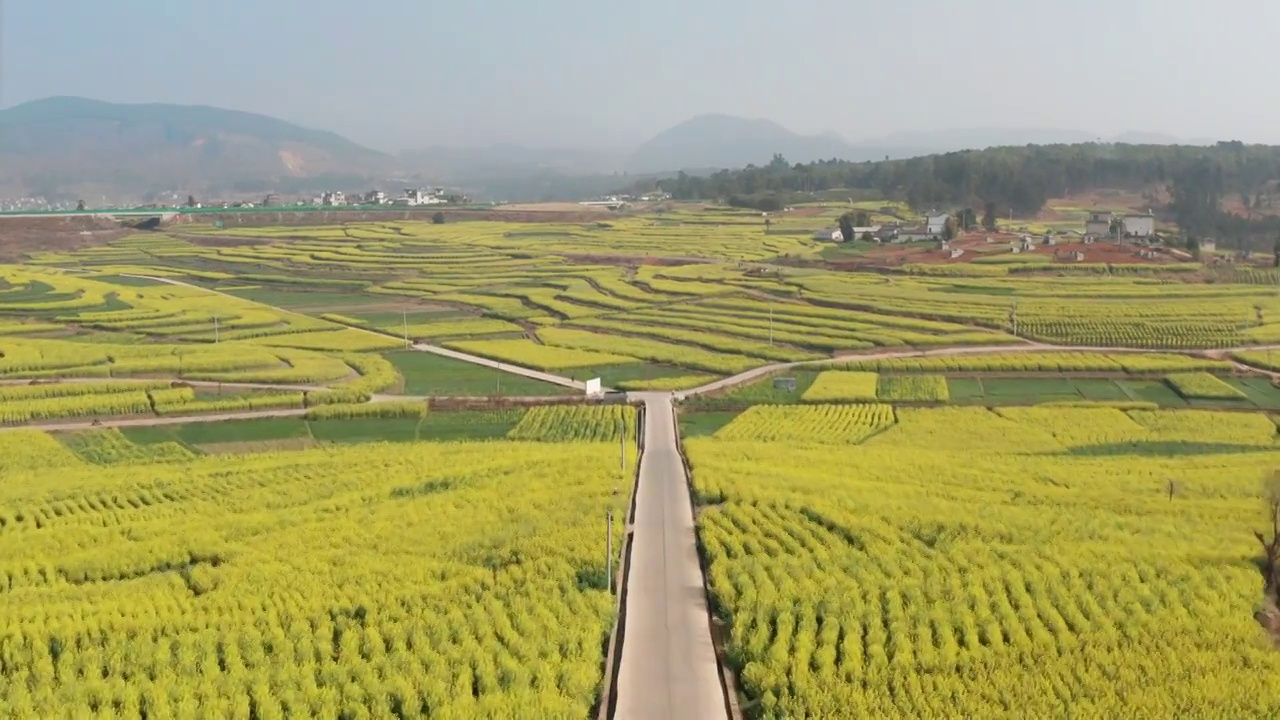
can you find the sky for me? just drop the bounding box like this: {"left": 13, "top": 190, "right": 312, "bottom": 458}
{"left": 5, "top": 0, "right": 1280, "bottom": 152}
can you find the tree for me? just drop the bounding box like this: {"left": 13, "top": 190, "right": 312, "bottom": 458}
{"left": 76, "top": 200, "right": 85, "bottom": 212}
{"left": 1186, "top": 236, "right": 1201, "bottom": 261}
{"left": 838, "top": 213, "right": 855, "bottom": 244}
{"left": 854, "top": 211, "right": 872, "bottom": 227}
{"left": 431, "top": 212, "right": 446, "bottom": 225}
{"left": 982, "top": 202, "right": 998, "bottom": 231}
{"left": 1273, "top": 237, "right": 1280, "bottom": 268}
{"left": 959, "top": 207, "right": 977, "bottom": 231}
{"left": 186, "top": 195, "right": 197, "bottom": 208}
{"left": 942, "top": 216, "right": 958, "bottom": 242}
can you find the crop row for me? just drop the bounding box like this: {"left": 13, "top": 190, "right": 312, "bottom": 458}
{"left": 686, "top": 405, "right": 1280, "bottom": 718}
{"left": 714, "top": 404, "right": 895, "bottom": 444}
{"left": 0, "top": 441, "right": 631, "bottom": 718}
{"left": 506, "top": 404, "right": 636, "bottom": 442}
{"left": 840, "top": 351, "right": 1233, "bottom": 374}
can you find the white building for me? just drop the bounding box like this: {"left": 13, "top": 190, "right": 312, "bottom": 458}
{"left": 365, "top": 190, "right": 388, "bottom": 205}
{"left": 925, "top": 213, "right": 950, "bottom": 236}
{"left": 321, "top": 191, "right": 346, "bottom": 206}
{"left": 1085, "top": 211, "right": 1113, "bottom": 236}
{"left": 403, "top": 188, "right": 443, "bottom": 206}
{"left": 1122, "top": 213, "right": 1155, "bottom": 237}
{"left": 813, "top": 228, "right": 843, "bottom": 241}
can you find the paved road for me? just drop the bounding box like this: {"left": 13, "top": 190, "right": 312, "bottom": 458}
{"left": 614, "top": 392, "right": 727, "bottom": 720}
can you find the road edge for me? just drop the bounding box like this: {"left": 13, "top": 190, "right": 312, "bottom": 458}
{"left": 595, "top": 400, "right": 645, "bottom": 720}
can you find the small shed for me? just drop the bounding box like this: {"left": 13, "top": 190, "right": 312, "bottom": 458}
{"left": 772, "top": 377, "right": 797, "bottom": 392}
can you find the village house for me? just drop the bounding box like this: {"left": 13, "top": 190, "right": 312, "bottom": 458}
{"left": 925, "top": 213, "right": 950, "bottom": 236}
{"left": 1085, "top": 211, "right": 1113, "bottom": 236}
{"left": 812, "top": 228, "right": 844, "bottom": 242}
{"left": 1121, "top": 212, "right": 1156, "bottom": 238}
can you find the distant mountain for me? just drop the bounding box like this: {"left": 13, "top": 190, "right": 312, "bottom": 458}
{"left": 626, "top": 114, "right": 862, "bottom": 173}
{"left": 0, "top": 97, "right": 392, "bottom": 199}
{"left": 625, "top": 117, "right": 1213, "bottom": 175}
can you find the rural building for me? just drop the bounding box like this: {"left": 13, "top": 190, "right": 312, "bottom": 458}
{"left": 1071, "top": 250, "right": 1086, "bottom": 261}
{"left": 365, "top": 190, "right": 388, "bottom": 205}
{"left": 895, "top": 226, "right": 933, "bottom": 243}
{"left": 851, "top": 225, "right": 880, "bottom": 238}
{"left": 1043, "top": 235, "right": 1057, "bottom": 246}
{"left": 1085, "top": 211, "right": 1113, "bottom": 235}
{"left": 1020, "top": 236, "right": 1036, "bottom": 251}
{"left": 321, "top": 191, "right": 346, "bottom": 206}
{"left": 404, "top": 188, "right": 443, "bottom": 206}
{"left": 876, "top": 224, "right": 901, "bottom": 242}
{"left": 949, "top": 248, "right": 964, "bottom": 259}
{"left": 262, "top": 193, "right": 280, "bottom": 207}
{"left": 813, "top": 228, "right": 844, "bottom": 241}
{"left": 1122, "top": 213, "right": 1155, "bottom": 237}
{"left": 1200, "top": 240, "right": 1217, "bottom": 252}
{"left": 925, "top": 214, "right": 950, "bottom": 236}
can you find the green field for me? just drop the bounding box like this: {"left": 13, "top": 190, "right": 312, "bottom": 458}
{"left": 385, "top": 351, "right": 573, "bottom": 396}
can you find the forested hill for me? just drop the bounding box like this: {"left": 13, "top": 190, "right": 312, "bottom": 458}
{"left": 638, "top": 142, "right": 1280, "bottom": 238}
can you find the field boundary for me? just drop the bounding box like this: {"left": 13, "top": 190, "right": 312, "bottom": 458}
{"left": 597, "top": 402, "right": 645, "bottom": 720}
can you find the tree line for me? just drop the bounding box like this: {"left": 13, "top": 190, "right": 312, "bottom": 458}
{"left": 630, "top": 142, "right": 1280, "bottom": 248}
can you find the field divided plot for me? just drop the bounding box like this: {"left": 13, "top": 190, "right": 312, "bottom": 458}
{"left": 799, "top": 372, "right": 879, "bottom": 402}
{"left": 1165, "top": 372, "right": 1249, "bottom": 400}
{"left": 687, "top": 406, "right": 1280, "bottom": 718}
{"left": 506, "top": 405, "right": 636, "bottom": 442}
{"left": 876, "top": 374, "right": 950, "bottom": 402}
{"left": 713, "top": 404, "right": 895, "bottom": 444}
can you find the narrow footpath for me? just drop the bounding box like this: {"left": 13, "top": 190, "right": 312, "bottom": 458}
{"left": 614, "top": 392, "right": 728, "bottom": 720}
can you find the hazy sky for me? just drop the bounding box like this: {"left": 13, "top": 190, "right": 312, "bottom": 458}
{"left": 5, "top": 0, "right": 1279, "bottom": 151}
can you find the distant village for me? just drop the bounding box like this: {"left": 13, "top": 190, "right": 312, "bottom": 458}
{"left": 812, "top": 209, "right": 1159, "bottom": 245}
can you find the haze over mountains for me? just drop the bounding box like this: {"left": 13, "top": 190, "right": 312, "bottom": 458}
{"left": 0, "top": 97, "right": 1216, "bottom": 202}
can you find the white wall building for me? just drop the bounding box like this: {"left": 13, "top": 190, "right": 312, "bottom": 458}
{"left": 1122, "top": 213, "right": 1155, "bottom": 237}
{"left": 925, "top": 214, "right": 950, "bottom": 236}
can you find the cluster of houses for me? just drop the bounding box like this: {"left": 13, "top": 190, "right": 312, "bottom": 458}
{"left": 815, "top": 209, "right": 1161, "bottom": 245}
{"left": 316, "top": 188, "right": 450, "bottom": 207}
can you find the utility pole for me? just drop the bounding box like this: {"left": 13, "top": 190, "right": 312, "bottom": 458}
{"left": 769, "top": 303, "right": 774, "bottom": 347}
{"left": 402, "top": 309, "right": 409, "bottom": 349}
{"left": 213, "top": 315, "right": 219, "bottom": 344}
{"left": 606, "top": 510, "right": 614, "bottom": 594}
{"left": 1010, "top": 300, "right": 1018, "bottom": 337}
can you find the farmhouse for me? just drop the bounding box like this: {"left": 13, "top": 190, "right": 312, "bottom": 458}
{"left": 813, "top": 228, "right": 844, "bottom": 241}
{"left": 925, "top": 214, "right": 950, "bottom": 236}
{"left": 1200, "top": 240, "right": 1218, "bottom": 253}
{"left": 1121, "top": 212, "right": 1155, "bottom": 238}
{"left": 1085, "top": 211, "right": 1113, "bottom": 235}
{"left": 895, "top": 226, "right": 934, "bottom": 243}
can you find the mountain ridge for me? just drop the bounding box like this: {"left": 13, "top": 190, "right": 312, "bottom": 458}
{"left": 0, "top": 96, "right": 391, "bottom": 199}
